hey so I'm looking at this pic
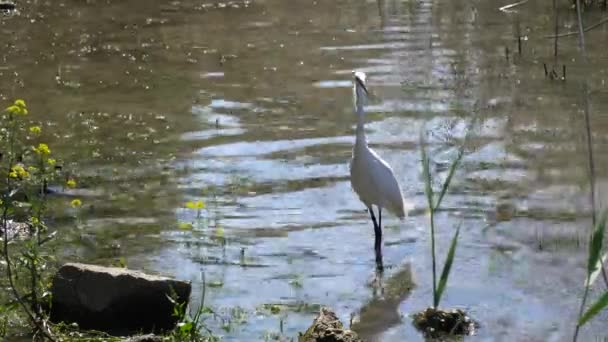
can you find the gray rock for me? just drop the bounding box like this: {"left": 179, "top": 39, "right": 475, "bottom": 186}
{"left": 50, "top": 263, "right": 191, "bottom": 334}
{"left": 299, "top": 307, "right": 362, "bottom": 342}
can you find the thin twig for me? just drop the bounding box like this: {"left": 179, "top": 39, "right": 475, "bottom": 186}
{"left": 499, "top": 0, "right": 529, "bottom": 12}
{"left": 553, "top": 0, "right": 559, "bottom": 60}
{"left": 545, "top": 17, "right": 608, "bottom": 38}
{"left": 516, "top": 19, "right": 522, "bottom": 56}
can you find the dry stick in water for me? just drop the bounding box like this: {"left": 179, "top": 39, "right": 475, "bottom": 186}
{"left": 498, "top": 0, "right": 529, "bottom": 12}
{"left": 545, "top": 17, "right": 608, "bottom": 38}
{"left": 516, "top": 19, "right": 522, "bottom": 56}
{"left": 553, "top": 0, "right": 559, "bottom": 59}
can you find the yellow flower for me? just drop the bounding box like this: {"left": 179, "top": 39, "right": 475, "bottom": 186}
{"left": 29, "top": 126, "right": 42, "bottom": 134}
{"left": 185, "top": 200, "right": 205, "bottom": 209}
{"left": 5, "top": 99, "right": 27, "bottom": 115}
{"left": 14, "top": 99, "right": 26, "bottom": 108}
{"left": 178, "top": 222, "right": 193, "bottom": 230}
{"left": 70, "top": 199, "right": 82, "bottom": 208}
{"left": 47, "top": 158, "right": 56, "bottom": 166}
{"left": 9, "top": 165, "right": 29, "bottom": 178}
{"left": 32, "top": 217, "right": 40, "bottom": 225}
{"left": 33, "top": 143, "right": 51, "bottom": 155}
{"left": 6, "top": 105, "right": 22, "bottom": 115}
{"left": 66, "top": 179, "right": 77, "bottom": 188}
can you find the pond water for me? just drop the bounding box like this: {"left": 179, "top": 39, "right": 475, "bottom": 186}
{"left": 2, "top": 0, "right": 608, "bottom": 340}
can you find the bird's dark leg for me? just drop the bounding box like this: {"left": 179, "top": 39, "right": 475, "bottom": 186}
{"left": 368, "top": 206, "right": 383, "bottom": 272}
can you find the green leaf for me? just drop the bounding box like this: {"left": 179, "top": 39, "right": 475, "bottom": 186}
{"left": 179, "top": 321, "right": 193, "bottom": 333}
{"left": 436, "top": 223, "right": 461, "bottom": 307}
{"left": 435, "top": 117, "right": 476, "bottom": 210}
{"left": 587, "top": 211, "right": 607, "bottom": 276}
{"left": 419, "top": 133, "right": 434, "bottom": 211}
{"left": 578, "top": 291, "right": 608, "bottom": 327}
{"left": 586, "top": 252, "right": 607, "bottom": 287}
{"left": 434, "top": 147, "right": 464, "bottom": 211}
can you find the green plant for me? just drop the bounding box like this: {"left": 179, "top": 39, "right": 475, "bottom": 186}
{"left": 574, "top": 211, "right": 608, "bottom": 340}
{"left": 0, "top": 99, "right": 68, "bottom": 340}
{"left": 167, "top": 276, "right": 220, "bottom": 342}
{"left": 419, "top": 125, "right": 469, "bottom": 308}
{"left": 0, "top": 99, "right": 85, "bottom": 341}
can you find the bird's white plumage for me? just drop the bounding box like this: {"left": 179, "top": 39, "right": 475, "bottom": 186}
{"left": 350, "top": 146, "right": 405, "bottom": 218}
{"left": 349, "top": 71, "right": 406, "bottom": 219}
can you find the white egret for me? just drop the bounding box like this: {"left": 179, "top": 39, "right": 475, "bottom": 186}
{"left": 349, "top": 71, "right": 406, "bottom": 271}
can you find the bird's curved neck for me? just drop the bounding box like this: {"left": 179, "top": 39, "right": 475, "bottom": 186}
{"left": 355, "top": 104, "right": 367, "bottom": 146}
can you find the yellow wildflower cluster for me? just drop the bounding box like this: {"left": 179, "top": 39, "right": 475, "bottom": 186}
{"left": 29, "top": 126, "right": 41, "bottom": 134}
{"left": 47, "top": 158, "right": 56, "bottom": 166}
{"left": 185, "top": 200, "right": 205, "bottom": 209}
{"left": 9, "top": 165, "right": 29, "bottom": 179}
{"left": 66, "top": 179, "right": 77, "bottom": 188}
{"left": 33, "top": 143, "right": 51, "bottom": 155}
{"left": 5, "top": 99, "right": 28, "bottom": 115}
{"left": 70, "top": 199, "right": 82, "bottom": 208}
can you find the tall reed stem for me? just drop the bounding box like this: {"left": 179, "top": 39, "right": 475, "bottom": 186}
{"left": 430, "top": 209, "right": 438, "bottom": 307}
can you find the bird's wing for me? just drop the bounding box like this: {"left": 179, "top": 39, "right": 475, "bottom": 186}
{"left": 367, "top": 149, "right": 406, "bottom": 218}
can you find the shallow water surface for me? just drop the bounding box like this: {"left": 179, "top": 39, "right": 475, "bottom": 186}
{"left": 2, "top": 0, "right": 608, "bottom": 340}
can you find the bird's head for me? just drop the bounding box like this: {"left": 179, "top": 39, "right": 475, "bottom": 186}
{"left": 353, "top": 71, "right": 369, "bottom": 110}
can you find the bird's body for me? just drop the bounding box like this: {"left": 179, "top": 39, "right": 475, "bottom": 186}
{"left": 349, "top": 71, "right": 406, "bottom": 271}
{"left": 350, "top": 142, "right": 406, "bottom": 219}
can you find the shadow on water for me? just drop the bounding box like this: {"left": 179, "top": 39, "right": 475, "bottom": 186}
{"left": 2, "top": 0, "right": 608, "bottom": 340}
{"left": 351, "top": 263, "right": 415, "bottom": 341}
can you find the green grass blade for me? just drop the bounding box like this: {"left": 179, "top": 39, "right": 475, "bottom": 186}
{"left": 433, "top": 117, "right": 476, "bottom": 211}
{"left": 586, "top": 252, "right": 607, "bottom": 287}
{"left": 434, "top": 148, "right": 464, "bottom": 211}
{"left": 578, "top": 290, "right": 608, "bottom": 327}
{"left": 587, "top": 211, "right": 607, "bottom": 276}
{"left": 435, "top": 223, "right": 461, "bottom": 306}
{"left": 419, "top": 133, "right": 434, "bottom": 211}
